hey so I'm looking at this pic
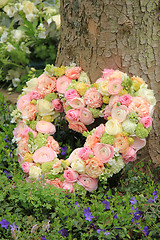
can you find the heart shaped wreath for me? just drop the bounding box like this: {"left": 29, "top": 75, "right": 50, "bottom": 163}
{"left": 11, "top": 64, "right": 156, "bottom": 193}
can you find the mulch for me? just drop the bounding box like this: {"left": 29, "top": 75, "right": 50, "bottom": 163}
{"left": 0, "top": 89, "right": 20, "bottom": 105}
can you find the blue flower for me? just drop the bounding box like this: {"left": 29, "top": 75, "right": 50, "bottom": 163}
{"left": 61, "top": 146, "right": 68, "bottom": 156}
{"left": 0, "top": 219, "right": 9, "bottom": 229}
{"left": 10, "top": 222, "right": 18, "bottom": 231}
{"left": 97, "top": 229, "right": 110, "bottom": 236}
{"left": 4, "top": 170, "right": 12, "bottom": 179}
{"left": 41, "top": 236, "right": 47, "bottom": 240}
{"left": 102, "top": 199, "right": 110, "bottom": 210}
{"left": 84, "top": 207, "right": 93, "bottom": 222}
{"left": 130, "top": 197, "right": 137, "bottom": 204}
{"left": 142, "top": 226, "right": 150, "bottom": 236}
{"left": 58, "top": 228, "right": 68, "bottom": 237}
{"left": 132, "top": 209, "right": 141, "bottom": 221}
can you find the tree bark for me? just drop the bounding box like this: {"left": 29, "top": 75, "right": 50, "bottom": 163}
{"left": 56, "top": 0, "right": 160, "bottom": 166}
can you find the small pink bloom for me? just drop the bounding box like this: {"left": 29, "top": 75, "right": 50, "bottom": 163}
{"left": 22, "top": 162, "right": 35, "bottom": 173}
{"left": 122, "top": 147, "right": 137, "bottom": 164}
{"left": 67, "top": 148, "right": 82, "bottom": 163}
{"left": 111, "top": 105, "right": 128, "bottom": 122}
{"left": 93, "top": 143, "right": 114, "bottom": 163}
{"left": 17, "top": 94, "right": 31, "bottom": 110}
{"left": 62, "top": 181, "right": 74, "bottom": 193}
{"left": 119, "top": 94, "right": 132, "bottom": 106}
{"left": 84, "top": 87, "right": 103, "bottom": 108}
{"left": 36, "top": 121, "right": 56, "bottom": 134}
{"left": 102, "top": 105, "right": 112, "bottom": 120}
{"left": 78, "top": 146, "right": 93, "bottom": 161}
{"left": 68, "top": 120, "right": 88, "bottom": 133}
{"left": 52, "top": 99, "right": 64, "bottom": 112}
{"left": 108, "top": 78, "right": 123, "bottom": 95}
{"left": 64, "top": 167, "right": 79, "bottom": 182}
{"left": 65, "top": 66, "right": 82, "bottom": 79}
{"left": 33, "top": 147, "right": 57, "bottom": 163}
{"left": 94, "top": 124, "right": 105, "bottom": 138}
{"left": 77, "top": 175, "right": 98, "bottom": 192}
{"left": 102, "top": 69, "right": 115, "bottom": 79}
{"left": 68, "top": 97, "right": 85, "bottom": 109}
{"left": 79, "top": 108, "right": 94, "bottom": 125}
{"left": 131, "top": 137, "right": 146, "bottom": 151}
{"left": 29, "top": 90, "right": 41, "bottom": 100}
{"left": 109, "top": 95, "right": 120, "bottom": 108}
{"left": 66, "top": 109, "right": 80, "bottom": 122}
{"left": 46, "top": 136, "right": 60, "bottom": 154}
{"left": 21, "top": 127, "right": 37, "bottom": 138}
{"left": 56, "top": 76, "right": 72, "bottom": 94}
{"left": 139, "top": 116, "right": 152, "bottom": 128}
{"left": 65, "top": 89, "right": 80, "bottom": 101}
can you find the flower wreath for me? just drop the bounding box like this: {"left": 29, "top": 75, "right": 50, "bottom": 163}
{"left": 11, "top": 64, "right": 156, "bottom": 193}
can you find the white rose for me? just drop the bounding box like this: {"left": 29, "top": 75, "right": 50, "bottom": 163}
{"left": 97, "top": 80, "right": 110, "bottom": 96}
{"left": 12, "top": 29, "right": 24, "bottom": 42}
{"left": 29, "top": 166, "right": 41, "bottom": 179}
{"left": 3, "top": 5, "right": 16, "bottom": 18}
{"left": 122, "top": 119, "right": 137, "bottom": 135}
{"left": 78, "top": 71, "right": 91, "bottom": 84}
{"left": 22, "top": 78, "right": 38, "bottom": 94}
{"left": 136, "top": 84, "right": 156, "bottom": 106}
{"left": 22, "top": 1, "right": 37, "bottom": 14}
{"left": 37, "top": 99, "right": 54, "bottom": 116}
{"left": 105, "top": 119, "right": 122, "bottom": 135}
{"left": 71, "top": 158, "right": 85, "bottom": 174}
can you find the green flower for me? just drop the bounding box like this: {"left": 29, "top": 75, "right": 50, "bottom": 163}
{"left": 100, "top": 133, "right": 115, "bottom": 145}
{"left": 135, "top": 123, "right": 149, "bottom": 139}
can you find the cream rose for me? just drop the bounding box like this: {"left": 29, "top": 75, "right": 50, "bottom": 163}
{"left": 97, "top": 79, "right": 110, "bottom": 96}
{"left": 71, "top": 158, "right": 85, "bottom": 174}
{"left": 136, "top": 84, "right": 156, "bottom": 106}
{"left": 22, "top": 78, "right": 38, "bottom": 94}
{"left": 36, "top": 99, "right": 54, "bottom": 116}
{"left": 105, "top": 119, "right": 122, "bottom": 135}
{"left": 22, "top": 1, "right": 38, "bottom": 15}
{"left": 29, "top": 166, "right": 41, "bottom": 179}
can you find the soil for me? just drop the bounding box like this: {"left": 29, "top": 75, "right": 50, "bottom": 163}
{"left": 0, "top": 89, "right": 20, "bottom": 105}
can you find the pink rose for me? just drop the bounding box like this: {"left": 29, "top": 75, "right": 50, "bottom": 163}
{"left": 108, "top": 78, "right": 123, "bottom": 95}
{"left": 22, "top": 162, "right": 35, "bottom": 173}
{"left": 65, "top": 89, "right": 80, "bottom": 101}
{"left": 119, "top": 94, "right": 132, "bottom": 106}
{"left": 36, "top": 121, "right": 56, "bottom": 134}
{"left": 21, "top": 127, "right": 37, "bottom": 138}
{"left": 33, "top": 147, "right": 57, "bottom": 163}
{"left": 111, "top": 105, "right": 128, "bottom": 122}
{"left": 62, "top": 181, "right": 74, "bottom": 193}
{"left": 93, "top": 143, "right": 114, "bottom": 163}
{"left": 68, "top": 120, "right": 88, "bottom": 133}
{"left": 84, "top": 87, "right": 103, "bottom": 108}
{"left": 122, "top": 147, "right": 137, "bottom": 164}
{"left": 37, "top": 74, "right": 57, "bottom": 97}
{"left": 64, "top": 167, "right": 79, "bottom": 182}
{"left": 79, "top": 108, "right": 94, "bottom": 125}
{"left": 94, "top": 124, "right": 105, "bottom": 138}
{"left": 68, "top": 97, "right": 85, "bottom": 109}
{"left": 102, "top": 106, "right": 112, "bottom": 120}
{"left": 102, "top": 69, "right": 115, "bottom": 79}
{"left": 56, "top": 76, "right": 72, "bottom": 94}
{"left": 46, "top": 178, "right": 63, "bottom": 189}
{"left": 52, "top": 99, "right": 63, "bottom": 112}
{"left": 67, "top": 148, "right": 82, "bottom": 163}
{"left": 65, "top": 66, "right": 82, "bottom": 79}
{"left": 131, "top": 137, "right": 146, "bottom": 151}
{"left": 139, "top": 116, "right": 152, "bottom": 128}
{"left": 109, "top": 95, "right": 120, "bottom": 108}
{"left": 20, "top": 104, "right": 37, "bottom": 121}
{"left": 17, "top": 94, "right": 31, "bottom": 110}
{"left": 46, "top": 136, "right": 60, "bottom": 154}
{"left": 128, "top": 97, "right": 150, "bottom": 118}
{"left": 66, "top": 109, "right": 80, "bottom": 121}
{"left": 29, "top": 90, "right": 41, "bottom": 100}
{"left": 77, "top": 175, "right": 98, "bottom": 192}
{"left": 78, "top": 146, "right": 93, "bottom": 160}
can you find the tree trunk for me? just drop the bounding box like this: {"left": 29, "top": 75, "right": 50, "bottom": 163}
{"left": 56, "top": 0, "right": 160, "bottom": 166}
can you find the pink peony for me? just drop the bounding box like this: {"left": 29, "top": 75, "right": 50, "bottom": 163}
{"left": 67, "top": 148, "right": 82, "bottom": 163}
{"left": 36, "top": 121, "right": 56, "bottom": 134}
{"left": 64, "top": 167, "right": 79, "bottom": 182}
{"left": 17, "top": 94, "right": 31, "bottom": 110}
{"left": 33, "top": 147, "right": 57, "bottom": 163}
{"left": 79, "top": 108, "right": 94, "bottom": 125}
{"left": 29, "top": 90, "right": 41, "bottom": 100}
{"left": 17, "top": 137, "right": 29, "bottom": 157}
{"left": 93, "top": 143, "right": 114, "bottom": 163}
{"left": 128, "top": 97, "right": 150, "bottom": 118}
{"left": 111, "top": 105, "right": 128, "bottom": 122}
{"left": 102, "top": 69, "right": 115, "bottom": 79}
{"left": 77, "top": 175, "right": 98, "bottom": 192}
{"left": 65, "top": 66, "right": 82, "bottom": 79}
{"left": 108, "top": 78, "right": 123, "bottom": 95}
{"left": 22, "top": 162, "right": 35, "bottom": 174}
{"left": 65, "top": 89, "right": 80, "bottom": 101}
{"left": 122, "top": 147, "right": 137, "bottom": 164}
{"left": 62, "top": 181, "right": 74, "bottom": 193}
{"left": 52, "top": 99, "right": 64, "bottom": 112}
{"left": 66, "top": 109, "right": 80, "bottom": 122}
{"left": 68, "top": 120, "right": 88, "bottom": 133}
{"left": 20, "top": 104, "right": 37, "bottom": 120}
{"left": 56, "top": 76, "right": 72, "bottom": 94}
{"left": 37, "top": 74, "right": 57, "bottom": 97}
{"left": 85, "top": 157, "right": 104, "bottom": 178}
{"left": 78, "top": 146, "right": 93, "bottom": 161}
{"left": 102, "top": 105, "right": 112, "bottom": 120}
{"left": 131, "top": 137, "right": 146, "bottom": 151}
{"left": 68, "top": 97, "right": 85, "bottom": 109}
{"left": 94, "top": 124, "right": 105, "bottom": 138}
{"left": 84, "top": 87, "right": 103, "bottom": 108}
{"left": 139, "top": 116, "right": 152, "bottom": 128}
{"left": 46, "top": 136, "right": 60, "bottom": 154}
{"left": 21, "top": 127, "right": 37, "bottom": 138}
{"left": 46, "top": 178, "right": 63, "bottom": 189}
{"left": 119, "top": 94, "right": 132, "bottom": 106}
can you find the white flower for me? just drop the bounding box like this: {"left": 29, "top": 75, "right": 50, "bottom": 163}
{"left": 3, "top": 5, "right": 16, "bottom": 18}
{"left": 0, "top": 31, "right": 8, "bottom": 43}
{"left": 29, "top": 166, "right": 42, "bottom": 179}
{"left": 6, "top": 44, "right": 15, "bottom": 52}
{"left": 105, "top": 119, "right": 122, "bottom": 135}
{"left": 97, "top": 80, "right": 110, "bottom": 96}
{"left": 22, "top": 1, "right": 38, "bottom": 15}
{"left": 22, "top": 77, "right": 38, "bottom": 94}
{"left": 38, "top": 31, "right": 46, "bottom": 39}
{"left": 136, "top": 84, "right": 156, "bottom": 106}
{"left": 122, "top": 119, "right": 137, "bottom": 135}
{"left": 71, "top": 158, "right": 85, "bottom": 174}
{"left": 0, "top": 0, "right": 9, "bottom": 8}
{"left": 26, "top": 13, "right": 36, "bottom": 22}
{"left": 12, "top": 78, "right": 20, "bottom": 87}
{"left": 12, "top": 29, "right": 24, "bottom": 42}
{"left": 36, "top": 99, "right": 54, "bottom": 116}
{"left": 15, "top": 3, "right": 23, "bottom": 11}
{"left": 20, "top": 42, "right": 31, "bottom": 54}
{"left": 78, "top": 71, "right": 91, "bottom": 84}
{"left": 50, "top": 14, "right": 61, "bottom": 30}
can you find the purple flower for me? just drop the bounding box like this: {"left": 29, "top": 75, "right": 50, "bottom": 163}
{"left": 61, "top": 146, "right": 68, "bottom": 156}
{"left": 84, "top": 207, "right": 93, "bottom": 222}
{"left": 4, "top": 170, "right": 12, "bottom": 179}
{"left": 130, "top": 197, "right": 137, "bottom": 204}
{"left": 10, "top": 222, "right": 18, "bottom": 231}
{"left": 58, "top": 228, "right": 68, "bottom": 237}
{"left": 41, "top": 236, "right": 47, "bottom": 240}
{"left": 132, "top": 209, "right": 141, "bottom": 221}
{"left": 0, "top": 219, "right": 9, "bottom": 229}
{"left": 102, "top": 199, "right": 110, "bottom": 210}
{"left": 97, "top": 229, "right": 110, "bottom": 236}
{"left": 113, "top": 213, "right": 118, "bottom": 219}
{"left": 75, "top": 202, "right": 80, "bottom": 207}
{"left": 142, "top": 226, "right": 150, "bottom": 236}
